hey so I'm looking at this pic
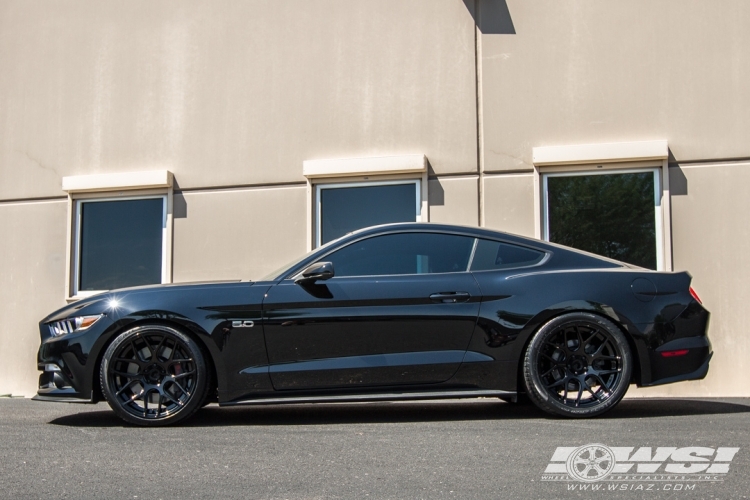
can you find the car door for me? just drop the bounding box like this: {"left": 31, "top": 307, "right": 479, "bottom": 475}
{"left": 262, "top": 231, "right": 482, "bottom": 390}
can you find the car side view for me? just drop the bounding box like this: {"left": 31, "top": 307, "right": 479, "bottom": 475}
{"left": 34, "top": 223, "right": 711, "bottom": 426}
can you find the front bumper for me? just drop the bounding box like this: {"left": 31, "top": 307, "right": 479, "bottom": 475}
{"left": 33, "top": 361, "right": 94, "bottom": 403}
{"left": 34, "top": 315, "right": 115, "bottom": 404}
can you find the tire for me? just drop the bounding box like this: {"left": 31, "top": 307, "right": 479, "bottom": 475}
{"left": 100, "top": 324, "right": 209, "bottom": 426}
{"left": 523, "top": 312, "right": 632, "bottom": 418}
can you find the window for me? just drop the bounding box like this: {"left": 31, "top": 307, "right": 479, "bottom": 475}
{"left": 73, "top": 196, "right": 167, "bottom": 294}
{"left": 316, "top": 180, "right": 421, "bottom": 246}
{"left": 542, "top": 169, "right": 661, "bottom": 269}
{"left": 470, "top": 239, "right": 545, "bottom": 271}
{"left": 325, "top": 232, "right": 475, "bottom": 277}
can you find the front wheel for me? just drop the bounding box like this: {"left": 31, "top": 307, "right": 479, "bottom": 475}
{"left": 523, "top": 312, "right": 632, "bottom": 418}
{"left": 100, "top": 324, "right": 209, "bottom": 426}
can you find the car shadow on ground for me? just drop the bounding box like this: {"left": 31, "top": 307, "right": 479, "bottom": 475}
{"left": 48, "top": 398, "right": 750, "bottom": 428}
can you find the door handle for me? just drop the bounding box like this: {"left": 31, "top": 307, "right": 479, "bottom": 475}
{"left": 429, "top": 292, "right": 471, "bottom": 303}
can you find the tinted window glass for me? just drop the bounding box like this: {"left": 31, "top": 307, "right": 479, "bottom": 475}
{"left": 79, "top": 198, "right": 163, "bottom": 291}
{"left": 320, "top": 183, "right": 416, "bottom": 245}
{"left": 326, "top": 233, "right": 474, "bottom": 277}
{"left": 546, "top": 172, "right": 657, "bottom": 269}
{"left": 470, "top": 239, "right": 545, "bottom": 271}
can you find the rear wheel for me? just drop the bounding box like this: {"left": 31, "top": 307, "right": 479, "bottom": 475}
{"left": 100, "top": 324, "right": 208, "bottom": 426}
{"left": 523, "top": 312, "right": 632, "bottom": 418}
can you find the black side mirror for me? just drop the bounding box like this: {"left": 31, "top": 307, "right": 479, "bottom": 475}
{"left": 295, "top": 262, "right": 334, "bottom": 285}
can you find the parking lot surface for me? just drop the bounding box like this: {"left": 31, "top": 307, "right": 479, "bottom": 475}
{"left": 1, "top": 397, "right": 749, "bottom": 499}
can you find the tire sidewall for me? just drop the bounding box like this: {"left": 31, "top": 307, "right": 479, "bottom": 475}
{"left": 523, "top": 312, "right": 632, "bottom": 418}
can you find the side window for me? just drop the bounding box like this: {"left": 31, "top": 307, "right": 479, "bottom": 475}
{"left": 470, "top": 239, "right": 545, "bottom": 271}
{"left": 325, "top": 233, "right": 475, "bottom": 277}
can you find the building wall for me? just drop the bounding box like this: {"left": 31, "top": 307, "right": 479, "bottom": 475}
{"left": 1, "top": 0, "right": 748, "bottom": 397}
{"left": 0, "top": 201, "right": 68, "bottom": 395}
{"left": 0, "top": 0, "right": 478, "bottom": 201}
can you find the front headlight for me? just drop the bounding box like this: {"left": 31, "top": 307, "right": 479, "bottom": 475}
{"left": 48, "top": 315, "right": 103, "bottom": 337}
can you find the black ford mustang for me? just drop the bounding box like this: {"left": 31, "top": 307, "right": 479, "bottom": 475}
{"left": 35, "top": 223, "right": 711, "bottom": 425}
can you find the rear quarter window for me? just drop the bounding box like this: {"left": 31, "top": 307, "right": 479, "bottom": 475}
{"left": 470, "top": 239, "right": 545, "bottom": 271}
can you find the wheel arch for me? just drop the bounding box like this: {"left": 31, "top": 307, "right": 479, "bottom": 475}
{"left": 514, "top": 303, "right": 643, "bottom": 393}
{"left": 88, "top": 316, "right": 222, "bottom": 404}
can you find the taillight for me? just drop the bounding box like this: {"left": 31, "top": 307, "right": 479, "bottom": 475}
{"left": 689, "top": 287, "right": 702, "bottom": 304}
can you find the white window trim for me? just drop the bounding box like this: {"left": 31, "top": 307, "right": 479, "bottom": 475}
{"left": 314, "top": 179, "right": 423, "bottom": 249}
{"left": 71, "top": 195, "right": 169, "bottom": 298}
{"left": 531, "top": 141, "right": 671, "bottom": 271}
{"left": 62, "top": 171, "right": 174, "bottom": 302}
{"left": 303, "top": 155, "right": 428, "bottom": 251}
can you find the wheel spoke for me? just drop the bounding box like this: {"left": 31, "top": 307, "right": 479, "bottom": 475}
{"left": 127, "top": 389, "right": 145, "bottom": 404}
{"left": 171, "top": 380, "right": 191, "bottom": 398}
{"left": 591, "top": 374, "right": 612, "bottom": 393}
{"left": 153, "top": 335, "right": 168, "bottom": 361}
{"left": 162, "top": 390, "right": 184, "bottom": 407}
{"left": 115, "top": 379, "right": 138, "bottom": 397}
{"left": 585, "top": 384, "right": 598, "bottom": 398}
{"left": 130, "top": 341, "right": 144, "bottom": 362}
{"left": 173, "top": 370, "right": 196, "bottom": 379}
{"left": 596, "top": 355, "right": 621, "bottom": 361}
{"left": 596, "top": 369, "right": 621, "bottom": 376}
{"left": 574, "top": 326, "right": 583, "bottom": 352}
{"left": 545, "top": 377, "right": 566, "bottom": 389}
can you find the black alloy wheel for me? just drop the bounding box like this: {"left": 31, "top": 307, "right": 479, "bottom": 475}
{"left": 100, "top": 324, "right": 208, "bottom": 426}
{"left": 523, "top": 312, "right": 632, "bottom": 418}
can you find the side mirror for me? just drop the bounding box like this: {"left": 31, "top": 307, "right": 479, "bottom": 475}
{"left": 295, "top": 261, "right": 334, "bottom": 285}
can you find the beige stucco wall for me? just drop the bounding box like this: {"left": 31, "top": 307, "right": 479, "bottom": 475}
{"left": 173, "top": 186, "right": 308, "bottom": 282}
{"left": 0, "top": 200, "right": 68, "bottom": 396}
{"left": 481, "top": 0, "right": 750, "bottom": 172}
{"left": 428, "top": 177, "right": 479, "bottom": 227}
{"left": 482, "top": 174, "right": 535, "bottom": 237}
{"left": 0, "top": 0, "right": 478, "bottom": 201}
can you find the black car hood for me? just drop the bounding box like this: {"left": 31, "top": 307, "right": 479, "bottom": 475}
{"left": 41, "top": 280, "right": 254, "bottom": 323}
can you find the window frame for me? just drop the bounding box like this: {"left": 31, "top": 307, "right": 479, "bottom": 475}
{"left": 71, "top": 194, "right": 169, "bottom": 298}
{"left": 288, "top": 230, "right": 550, "bottom": 280}
{"left": 540, "top": 165, "right": 665, "bottom": 270}
{"left": 313, "top": 178, "right": 424, "bottom": 249}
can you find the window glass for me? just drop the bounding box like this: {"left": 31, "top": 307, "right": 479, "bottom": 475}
{"left": 78, "top": 198, "right": 164, "bottom": 291}
{"left": 319, "top": 182, "right": 417, "bottom": 245}
{"left": 470, "top": 239, "right": 545, "bottom": 271}
{"left": 325, "top": 233, "right": 474, "bottom": 277}
{"left": 545, "top": 171, "right": 657, "bottom": 269}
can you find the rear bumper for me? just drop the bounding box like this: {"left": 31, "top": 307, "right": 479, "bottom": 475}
{"left": 641, "top": 351, "right": 712, "bottom": 387}
{"left": 636, "top": 301, "right": 712, "bottom": 387}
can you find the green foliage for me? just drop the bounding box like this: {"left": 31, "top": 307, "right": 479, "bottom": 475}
{"left": 547, "top": 172, "right": 657, "bottom": 269}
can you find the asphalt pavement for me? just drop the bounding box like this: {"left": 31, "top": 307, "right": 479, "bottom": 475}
{"left": 1, "top": 397, "right": 749, "bottom": 499}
